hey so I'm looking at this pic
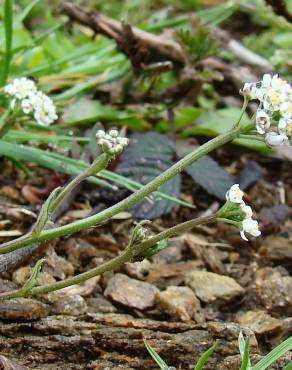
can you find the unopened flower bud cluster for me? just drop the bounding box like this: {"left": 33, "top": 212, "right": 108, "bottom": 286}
{"left": 4, "top": 77, "right": 58, "bottom": 126}
{"left": 242, "top": 74, "right": 291, "bottom": 147}
{"left": 226, "top": 184, "right": 261, "bottom": 241}
{"left": 96, "top": 129, "right": 129, "bottom": 156}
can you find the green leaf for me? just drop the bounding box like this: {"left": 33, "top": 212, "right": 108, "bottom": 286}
{"left": 238, "top": 331, "right": 251, "bottom": 370}
{"left": 0, "top": 140, "right": 114, "bottom": 190}
{"left": 183, "top": 108, "right": 270, "bottom": 152}
{"left": 116, "top": 132, "right": 181, "bottom": 219}
{"left": 143, "top": 339, "right": 170, "bottom": 370}
{"left": 0, "top": 0, "right": 13, "bottom": 86}
{"left": 18, "top": 0, "right": 42, "bottom": 22}
{"left": 20, "top": 258, "right": 45, "bottom": 296}
{"left": 0, "top": 140, "right": 190, "bottom": 209}
{"left": 283, "top": 362, "right": 292, "bottom": 370}
{"left": 61, "top": 97, "right": 147, "bottom": 130}
{"left": 252, "top": 336, "right": 292, "bottom": 370}
{"left": 186, "top": 155, "right": 234, "bottom": 200}
{"left": 194, "top": 340, "right": 218, "bottom": 370}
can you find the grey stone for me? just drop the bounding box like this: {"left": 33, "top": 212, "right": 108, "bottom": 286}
{"left": 104, "top": 273, "right": 159, "bottom": 310}
{"left": 185, "top": 271, "right": 244, "bottom": 303}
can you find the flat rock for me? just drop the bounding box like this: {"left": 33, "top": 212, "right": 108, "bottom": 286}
{"left": 86, "top": 295, "right": 117, "bottom": 314}
{"left": 124, "top": 259, "right": 151, "bottom": 280}
{"left": 236, "top": 310, "right": 282, "bottom": 335}
{"left": 185, "top": 271, "right": 244, "bottom": 303}
{"left": 0, "top": 298, "right": 50, "bottom": 321}
{"left": 146, "top": 261, "right": 202, "bottom": 289}
{"left": 155, "top": 286, "right": 202, "bottom": 322}
{"left": 259, "top": 235, "right": 292, "bottom": 261}
{"left": 255, "top": 267, "right": 292, "bottom": 315}
{"left": 104, "top": 273, "right": 159, "bottom": 310}
{"left": 52, "top": 294, "right": 88, "bottom": 316}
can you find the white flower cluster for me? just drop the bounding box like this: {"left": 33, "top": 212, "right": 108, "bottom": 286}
{"left": 226, "top": 184, "right": 261, "bottom": 241}
{"left": 242, "top": 74, "right": 291, "bottom": 146}
{"left": 96, "top": 129, "right": 129, "bottom": 156}
{"left": 4, "top": 77, "right": 58, "bottom": 126}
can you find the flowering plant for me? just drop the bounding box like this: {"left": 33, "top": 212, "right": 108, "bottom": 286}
{"left": 242, "top": 74, "right": 292, "bottom": 146}
{"left": 0, "top": 73, "right": 291, "bottom": 299}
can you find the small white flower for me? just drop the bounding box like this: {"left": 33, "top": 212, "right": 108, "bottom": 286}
{"left": 255, "top": 110, "right": 271, "bottom": 134}
{"left": 30, "top": 91, "right": 58, "bottom": 126}
{"left": 240, "top": 218, "right": 261, "bottom": 241}
{"left": 280, "top": 101, "right": 292, "bottom": 119}
{"left": 4, "top": 78, "right": 57, "bottom": 126}
{"left": 265, "top": 132, "right": 288, "bottom": 147}
{"left": 109, "top": 129, "right": 119, "bottom": 138}
{"left": 4, "top": 77, "right": 37, "bottom": 101}
{"left": 240, "top": 203, "right": 253, "bottom": 218}
{"left": 96, "top": 129, "right": 129, "bottom": 156}
{"left": 278, "top": 118, "right": 288, "bottom": 135}
{"left": 262, "top": 74, "right": 272, "bottom": 88}
{"left": 226, "top": 184, "right": 244, "bottom": 204}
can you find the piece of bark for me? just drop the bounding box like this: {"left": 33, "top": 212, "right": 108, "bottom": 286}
{"left": 0, "top": 356, "right": 28, "bottom": 370}
{"left": 61, "top": 3, "right": 186, "bottom": 69}
{"left": 61, "top": 3, "right": 273, "bottom": 74}
{"left": 0, "top": 313, "right": 259, "bottom": 369}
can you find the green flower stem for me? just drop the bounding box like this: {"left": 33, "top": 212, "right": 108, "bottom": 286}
{"left": 233, "top": 96, "right": 249, "bottom": 128}
{"left": 0, "top": 214, "right": 215, "bottom": 299}
{"left": 0, "top": 109, "right": 16, "bottom": 138}
{"left": 0, "top": 122, "right": 254, "bottom": 256}
{"left": 216, "top": 217, "right": 240, "bottom": 227}
{"left": 238, "top": 134, "right": 265, "bottom": 142}
{"left": 49, "top": 152, "right": 111, "bottom": 214}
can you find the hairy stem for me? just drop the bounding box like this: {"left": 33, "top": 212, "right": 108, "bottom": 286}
{"left": 0, "top": 215, "right": 215, "bottom": 299}
{"left": 0, "top": 122, "right": 253, "bottom": 256}
{"left": 49, "top": 153, "right": 110, "bottom": 213}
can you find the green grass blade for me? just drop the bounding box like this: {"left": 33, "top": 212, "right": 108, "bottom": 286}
{"left": 5, "top": 130, "right": 90, "bottom": 145}
{"left": 240, "top": 339, "right": 250, "bottom": 370}
{"left": 252, "top": 336, "right": 292, "bottom": 370}
{"left": 11, "top": 20, "right": 67, "bottom": 56}
{"left": 0, "top": 140, "right": 115, "bottom": 190}
{"left": 238, "top": 331, "right": 251, "bottom": 370}
{"left": 283, "top": 362, "right": 292, "bottom": 370}
{"left": 1, "top": 0, "right": 13, "bottom": 86}
{"left": 143, "top": 339, "right": 170, "bottom": 370}
{"left": 194, "top": 340, "right": 218, "bottom": 370}
{"left": 0, "top": 140, "right": 193, "bottom": 209}
{"left": 18, "top": 0, "right": 41, "bottom": 22}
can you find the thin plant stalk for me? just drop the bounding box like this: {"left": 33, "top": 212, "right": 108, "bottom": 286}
{"left": 49, "top": 153, "right": 111, "bottom": 214}
{"left": 0, "top": 121, "right": 254, "bottom": 255}
{"left": 0, "top": 214, "right": 215, "bottom": 299}
{"left": 0, "top": 0, "right": 13, "bottom": 86}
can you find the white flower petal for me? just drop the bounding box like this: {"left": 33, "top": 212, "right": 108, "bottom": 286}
{"left": 255, "top": 110, "right": 271, "bottom": 134}
{"left": 240, "top": 204, "right": 253, "bottom": 218}
{"left": 240, "top": 229, "right": 249, "bottom": 241}
{"left": 226, "top": 184, "right": 244, "bottom": 204}
{"left": 242, "top": 218, "right": 261, "bottom": 238}
{"left": 265, "top": 132, "right": 288, "bottom": 146}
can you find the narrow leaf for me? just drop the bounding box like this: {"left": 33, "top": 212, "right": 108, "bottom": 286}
{"left": 143, "top": 339, "right": 170, "bottom": 370}
{"left": 194, "top": 340, "right": 218, "bottom": 370}
{"left": 252, "top": 336, "right": 292, "bottom": 370}
{"left": 1, "top": 0, "right": 13, "bottom": 86}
